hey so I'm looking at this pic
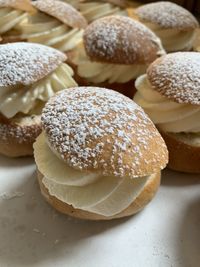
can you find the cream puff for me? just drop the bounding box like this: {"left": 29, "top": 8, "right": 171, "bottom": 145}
{"left": 0, "top": 42, "right": 77, "bottom": 157}
{"left": 74, "top": 0, "right": 140, "bottom": 23}
{"left": 34, "top": 87, "right": 168, "bottom": 220}
{"left": 0, "top": 0, "right": 35, "bottom": 43}
{"left": 18, "top": 0, "right": 87, "bottom": 54}
{"left": 134, "top": 52, "right": 200, "bottom": 173}
{"left": 135, "top": 1, "right": 199, "bottom": 52}
{"left": 71, "top": 15, "right": 165, "bottom": 98}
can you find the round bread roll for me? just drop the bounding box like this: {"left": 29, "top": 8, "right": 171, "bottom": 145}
{"left": 135, "top": 1, "right": 199, "bottom": 52}
{"left": 34, "top": 87, "right": 168, "bottom": 220}
{"left": 84, "top": 15, "right": 164, "bottom": 65}
{"left": 147, "top": 52, "right": 200, "bottom": 105}
{"left": 134, "top": 52, "right": 200, "bottom": 173}
{"left": 71, "top": 15, "right": 165, "bottom": 98}
{"left": 0, "top": 42, "right": 77, "bottom": 157}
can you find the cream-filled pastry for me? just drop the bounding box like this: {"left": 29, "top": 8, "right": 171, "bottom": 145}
{"left": 0, "top": 42, "right": 77, "bottom": 157}
{"left": 71, "top": 15, "right": 165, "bottom": 98}
{"left": 135, "top": 1, "right": 199, "bottom": 52}
{"left": 62, "top": 0, "right": 140, "bottom": 23}
{"left": 18, "top": 0, "right": 87, "bottom": 53}
{"left": 34, "top": 87, "right": 168, "bottom": 220}
{"left": 0, "top": 0, "right": 35, "bottom": 43}
{"left": 76, "top": 0, "right": 138, "bottom": 23}
{"left": 134, "top": 52, "right": 200, "bottom": 173}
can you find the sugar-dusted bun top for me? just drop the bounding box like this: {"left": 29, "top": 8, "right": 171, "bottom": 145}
{"left": 0, "top": 0, "right": 35, "bottom": 12}
{"left": 147, "top": 52, "right": 200, "bottom": 105}
{"left": 83, "top": 16, "right": 165, "bottom": 65}
{"left": 0, "top": 42, "right": 66, "bottom": 87}
{"left": 41, "top": 87, "right": 168, "bottom": 178}
{"left": 136, "top": 1, "right": 199, "bottom": 30}
{"left": 32, "top": 0, "right": 87, "bottom": 29}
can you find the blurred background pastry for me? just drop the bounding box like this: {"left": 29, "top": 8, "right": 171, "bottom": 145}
{"left": 134, "top": 52, "right": 200, "bottom": 173}
{"left": 0, "top": 42, "right": 77, "bottom": 157}
{"left": 135, "top": 1, "right": 199, "bottom": 52}
{"left": 64, "top": 0, "right": 141, "bottom": 23}
{"left": 34, "top": 87, "right": 168, "bottom": 220}
{"left": 18, "top": 0, "right": 87, "bottom": 56}
{"left": 71, "top": 15, "right": 165, "bottom": 98}
{"left": 0, "top": 0, "right": 35, "bottom": 43}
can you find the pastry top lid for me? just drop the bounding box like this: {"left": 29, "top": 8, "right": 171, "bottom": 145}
{"left": 136, "top": 1, "right": 199, "bottom": 30}
{"left": 0, "top": 0, "right": 35, "bottom": 12}
{"left": 32, "top": 0, "right": 87, "bottom": 29}
{"left": 147, "top": 52, "right": 200, "bottom": 105}
{"left": 83, "top": 15, "right": 165, "bottom": 65}
{"left": 41, "top": 87, "right": 168, "bottom": 178}
{"left": 0, "top": 42, "right": 66, "bottom": 87}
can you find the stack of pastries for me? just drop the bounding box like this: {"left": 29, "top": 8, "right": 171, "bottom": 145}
{"left": 0, "top": 0, "right": 199, "bottom": 221}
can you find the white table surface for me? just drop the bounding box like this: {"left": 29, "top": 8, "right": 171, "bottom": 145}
{"left": 0, "top": 155, "right": 199, "bottom": 267}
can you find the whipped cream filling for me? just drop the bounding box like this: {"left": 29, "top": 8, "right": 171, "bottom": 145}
{"left": 34, "top": 133, "right": 150, "bottom": 217}
{"left": 18, "top": 12, "right": 83, "bottom": 51}
{"left": 0, "top": 7, "right": 27, "bottom": 35}
{"left": 142, "top": 21, "right": 196, "bottom": 52}
{"left": 0, "top": 64, "right": 77, "bottom": 119}
{"left": 79, "top": 2, "right": 127, "bottom": 22}
{"left": 74, "top": 45, "right": 147, "bottom": 83}
{"left": 134, "top": 74, "right": 200, "bottom": 133}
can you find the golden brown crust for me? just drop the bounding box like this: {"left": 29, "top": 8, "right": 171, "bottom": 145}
{"left": 83, "top": 16, "right": 165, "bottom": 65}
{"left": 37, "top": 171, "right": 161, "bottom": 220}
{"left": 0, "top": 114, "right": 42, "bottom": 157}
{"left": 0, "top": 0, "right": 36, "bottom": 12}
{"left": 147, "top": 52, "right": 200, "bottom": 105}
{"left": 160, "top": 130, "right": 200, "bottom": 173}
{"left": 32, "top": 0, "right": 87, "bottom": 29}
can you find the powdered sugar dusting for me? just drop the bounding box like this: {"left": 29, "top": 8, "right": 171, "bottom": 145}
{"left": 0, "top": 42, "right": 66, "bottom": 87}
{"left": 84, "top": 15, "right": 165, "bottom": 64}
{"left": 41, "top": 87, "right": 168, "bottom": 177}
{"left": 147, "top": 52, "right": 200, "bottom": 105}
{"left": 136, "top": 1, "right": 198, "bottom": 29}
{"left": 32, "top": 0, "right": 87, "bottom": 29}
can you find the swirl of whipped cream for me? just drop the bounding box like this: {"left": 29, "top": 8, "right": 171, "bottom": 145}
{"left": 18, "top": 12, "right": 84, "bottom": 52}
{"left": 0, "top": 7, "right": 27, "bottom": 35}
{"left": 142, "top": 21, "right": 196, "bottom": 52}
{"left": 74, "top": 44, "right": 147, "bottom": 83}
{"left": 34, "top": 133, "right": 150, "bottom": 217}
{"left": 134, "top": 74, "right": 200, "bottom": 133}
{"left": 79, "top": 2, "right": 127, "bottom": 22}
{"left": 0, "top": 64, "right": 77, "bottom": 119}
